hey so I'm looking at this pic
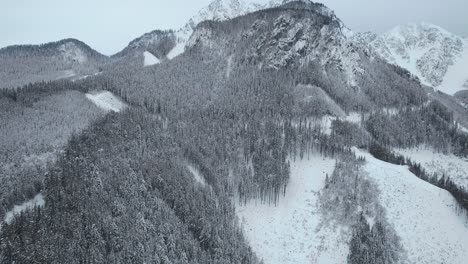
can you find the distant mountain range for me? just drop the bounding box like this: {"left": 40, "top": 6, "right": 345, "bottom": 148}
{"left": 1, "top": 0, "right": 467, "bottom": 95}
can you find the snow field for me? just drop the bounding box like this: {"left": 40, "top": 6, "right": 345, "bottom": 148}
{"left": 354, "top": 148, "right": 468, "bottom": 264}
{"left": 236, "top": 155, "right": 349, "bottom": 264}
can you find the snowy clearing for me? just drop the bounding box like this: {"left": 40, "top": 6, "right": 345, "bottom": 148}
{"left": 355, "top": 148, "right": 468, "bottom": 264}
{"left": 4, "top": 194, "right": 45, "bottom": 225}
{"left": 395, "top": 146, "right": 468, "bottom": 189}
{"left": 236, "top": 155, "right": 349, "bottom": 264}
{"left": 143, "top": 51, "right": 160, "bottom": 66}
{"left": 85, "top": 91, "right": 127, "bottom": 113}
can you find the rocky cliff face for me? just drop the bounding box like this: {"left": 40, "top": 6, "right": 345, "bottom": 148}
{"left": 186, "top": 1, "right": 424, "bottom": 110}
{"left": 188, "top": 1, "right": 361, "bottom": 85}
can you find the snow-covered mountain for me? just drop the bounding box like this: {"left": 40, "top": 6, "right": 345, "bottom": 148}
{"left": 119, "top": 0, "right": 345, "bottom": 61}
{"left": 367, "top": 23, "right": 468, "bottom": 95}
{"left": 173, "top": 0, "right": 348, "bottom": 58}
{"left": 185, "top": 0, "right": 425, "bottom": 109}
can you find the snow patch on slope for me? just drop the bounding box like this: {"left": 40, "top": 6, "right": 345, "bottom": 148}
{"left": 167, "top": 39, "right": 186, "bottom": 59}
{"left": 85, "top": 91, "right": 127, "bottom": 113}
{"left": 355, "top": 148, "right": 468, "bottom": 264}
{"left": 395, "top": 146, "right": 468, "bottom": 189}
{"left": 236, "top": 155, "right": 349, "bottom": 264}
{"left": 143, "top": 51, "right": 160, "bottom": 66}
{"left": 186, "top": 164, "right": 207, "bottom": 186}
{"left": 439, "top": 40, "right": 468, "bottom": 95}
{"left": 4, "top": 194, "right": 45, "bottom": 225}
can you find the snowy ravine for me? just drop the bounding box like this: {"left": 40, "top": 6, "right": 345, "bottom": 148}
{"left": 85, "top": 91, "right": 127, "bottom": 113}
{"left": 236, "top": 155, "right": 349, "bottom": 264}
{"left": 354, "top": 148, "right": 468, "bottom": 264}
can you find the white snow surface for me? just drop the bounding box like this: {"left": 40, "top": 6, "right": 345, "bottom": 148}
{"left": 4, "top": 194, "right": 45, "bottom": 225}
{"left": 186, "top": 164, "right": 207, "bottom": 186}
{"left": 395, "top": 146, "right": 468, "bottom": 189}
{"left": 439, "top": 40, "right": 468, "bottom": 95}
{"left": 143, "top": 51, "right": 160, "bottom": 66}
{"left": 355, "top": 148, "right": 468, "bottom": 264}
{"left": 236, "top": 155, "right": 349, "bottom": 264}
{"left": 85, "top": 91, "right": 127, "bottom": 113}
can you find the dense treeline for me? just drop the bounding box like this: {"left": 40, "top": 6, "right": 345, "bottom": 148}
{"left": 366, "top": 101, "right": 468, "bottom": 156}
{"left": 0, "top": 109, "right": 257, "bottom": 264}
{"left": 369, "top": 143, "right": 468, "bottom": 216}
{"left": 348, "top": 213, "right": 400, "bottom": 264}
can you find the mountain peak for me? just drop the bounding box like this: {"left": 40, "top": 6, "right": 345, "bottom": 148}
{"left": 368, "top": 22, "right": 467, "bottom": 94}
{"left": 116, "top": 1, "right": 349, "bottom": 62}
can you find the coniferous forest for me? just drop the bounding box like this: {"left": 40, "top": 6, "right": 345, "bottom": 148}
{"left": 2, "top": 1, "right": 468, "bottom": 264}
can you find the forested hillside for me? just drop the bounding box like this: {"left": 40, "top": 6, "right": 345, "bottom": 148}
{"left": 0, "top": 81, "right": 106, "bottom": 225}
{"left": 0, "top": 39, "right": 108, "bottom": 89}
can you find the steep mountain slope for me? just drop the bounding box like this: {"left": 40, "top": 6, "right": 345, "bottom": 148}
{"left": 356, "top": 148, "right": 468, "bottom": 264}
{"left": 367, "top": 23, "right": 468, "bottom": 95}
{"left": 0, "top": 39, "right": 108, "bottom": 89}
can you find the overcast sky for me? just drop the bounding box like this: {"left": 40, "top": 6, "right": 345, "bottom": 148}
{"left": 2, "top": 0, "right": 467, "bottom": 55}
